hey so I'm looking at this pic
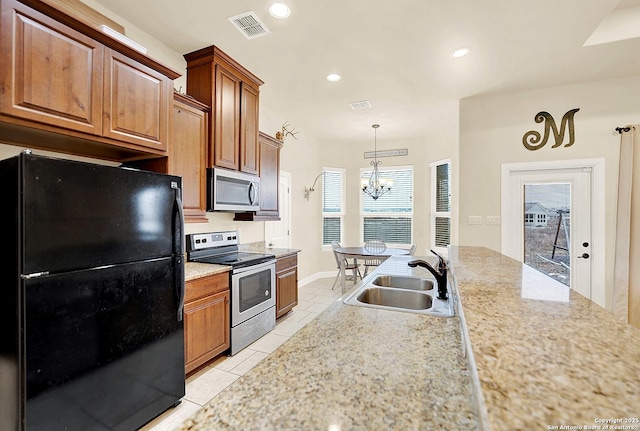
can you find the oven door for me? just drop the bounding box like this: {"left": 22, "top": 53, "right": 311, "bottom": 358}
{"left": 231, "top": 260, "right": 276, "bottom": 326}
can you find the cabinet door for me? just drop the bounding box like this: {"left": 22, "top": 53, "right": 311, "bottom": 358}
{"left": 239, "top": 83, "right": 259, "bottom": 175}
{"left": 184, "top": 289, "right": 230, "bottom": 374}
{"left": 258, "top": 133, "right": 281, "bottom": 216}
{"left": 103, "top": 49, "right": 170, "bottom": 151}
{"left": 170, "top": 96, "right": 208, "bottom": 223}
{"left": 0, "top": 0, "right": 103, "bottom": 135}
{"left": 213, "top": 64, "right": 240, "bottom": 170}
{"left": 276, "top": 255, "right": 298, "bottom": 319}
{"left": 276, "top": 268, "right": 298, "bottom": 318}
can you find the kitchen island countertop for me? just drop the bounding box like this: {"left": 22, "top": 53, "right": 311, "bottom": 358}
{"left": 178, "top": 246, "right": 640, "bottom": 430}
{"left": 177, "top": 255, "right": 479, "bottom": 430}
{"left": 449, "top": 246, "right": 640, "bottom": 430}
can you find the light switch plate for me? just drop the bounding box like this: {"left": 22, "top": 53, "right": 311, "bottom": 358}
{"left": 486, "top": 216, "right": 501, "bottom": 225}
{"left": 468, "top": 216, "right": 483, "bottom": 225}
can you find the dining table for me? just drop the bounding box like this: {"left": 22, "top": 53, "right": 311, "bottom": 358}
{"left": 336, "top": 246, "right": 410, "bottom": 291}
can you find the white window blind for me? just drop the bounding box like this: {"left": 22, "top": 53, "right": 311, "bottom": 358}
{"left": 322, "top": 169, "right": 345, "bottom": 245}
{"left": 430, "top": 159, "right": 451, "bottom": 253}
{"left": 360, "top": 167, "right": 413, "bottom": 245}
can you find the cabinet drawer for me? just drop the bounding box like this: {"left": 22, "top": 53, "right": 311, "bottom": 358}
{"left": 276, "top": 254, "right": 297, "bottom": 272}
{"left": 185, "top": 272, "right": 229, "bottom": 303}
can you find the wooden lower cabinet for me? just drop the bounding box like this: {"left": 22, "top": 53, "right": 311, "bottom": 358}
{"left": 276, "top": 254, "right": 298, "bottom": 319}
{"left": 184, "top": 272, "right": 230, "bottom": 374}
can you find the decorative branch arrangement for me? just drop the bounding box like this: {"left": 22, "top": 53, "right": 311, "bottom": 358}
{"left": 275, "top": 121, "right": 299, "bottom": 142}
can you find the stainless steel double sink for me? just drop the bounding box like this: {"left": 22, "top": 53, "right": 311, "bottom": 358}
{"left": 343, "top": 275, "right": 454, "bottom": 317}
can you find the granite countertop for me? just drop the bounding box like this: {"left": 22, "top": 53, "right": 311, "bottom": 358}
{"left": 448, "top": 246, "right": 640, "bottom": 430}
{"left": 238, "top": 241, "right": 300, "bottom": 258}
{"left": 177, "top": 256, "right": 479, "bottom": 430}
{"left": 184, "top": 262, "right": 230, "bottom": 282}
{"left": 179, "top": 246, "right": 640, "bottom": 430}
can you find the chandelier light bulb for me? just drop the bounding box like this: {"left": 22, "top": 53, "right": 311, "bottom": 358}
{"left": 362, "top": 124, "right": 393, "bottom": 200}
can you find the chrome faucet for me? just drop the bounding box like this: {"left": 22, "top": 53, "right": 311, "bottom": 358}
{"left": 408, "top": 250, "right": 448, "bottom": 300}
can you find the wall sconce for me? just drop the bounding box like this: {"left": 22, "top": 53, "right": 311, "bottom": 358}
{"left": 304, "top": 171, "right": 324, "bottom": 200}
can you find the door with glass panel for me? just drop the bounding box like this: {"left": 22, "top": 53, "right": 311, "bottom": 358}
{"left": 504, "top": 168, "right": 591, "bottom": 299}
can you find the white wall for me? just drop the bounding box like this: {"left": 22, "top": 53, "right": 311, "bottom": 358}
{"left": 459, "top": 74, "right": 640, "bottom": 311}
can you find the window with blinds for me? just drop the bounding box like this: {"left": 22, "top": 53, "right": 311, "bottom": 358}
{"left": 322, "top": 169, "right": 345, "bottom": 245}
{"left": 360, "top": 166, "right": 413, "bottom": 245}
{"left": 430, "top": 159, "right": 451, "bottom": 253}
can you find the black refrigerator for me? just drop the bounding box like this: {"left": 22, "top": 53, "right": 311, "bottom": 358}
{"left": 0, "top": 152, "right": 186, "bottom": 431}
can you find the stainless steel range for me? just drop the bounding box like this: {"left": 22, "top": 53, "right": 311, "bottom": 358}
{"left": 186, "top": 231, "right": 276, "bottom": 355}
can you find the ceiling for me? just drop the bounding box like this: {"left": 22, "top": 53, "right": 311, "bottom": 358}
{"left": 92, "top": 0, "right": 640, "bottom": 145}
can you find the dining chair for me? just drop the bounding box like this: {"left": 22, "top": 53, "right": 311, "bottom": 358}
{"left": 362, "top": 239, "right": 386, "bottom": 277}
{"left": 331, "top": 241, "right": 362, "bottom": 289}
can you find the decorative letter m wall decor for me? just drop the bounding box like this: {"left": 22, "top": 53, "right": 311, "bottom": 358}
{"left": 522, "top": 108, "right": 580, "bottom": 151}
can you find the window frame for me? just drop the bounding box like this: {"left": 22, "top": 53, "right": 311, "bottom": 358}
{"left": 430, "top": 158, "right": 451, "bottom": 256}
{"left": 321, "top": 167, "right": 346, "bottom": 248}
{"left": 359, "top": 164, "right": 414, "bottom": 247}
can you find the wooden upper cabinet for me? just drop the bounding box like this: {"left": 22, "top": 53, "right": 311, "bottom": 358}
{"left": 0, "top": 0, "right": 103, "bottom": 135}
{"left": 184, "top": 45, "right": 263, "bottom": 173}
{"left": 240, "top": 83, "right": 260, "bottom": 175}
{"left": 214, "top": 64, "right": 241, "bottom": 170}
{"left": 103, "top": 49, "right": 170, "bottom": 151}
{"left": 170, "top": 93, "right": 209, "bottom": 223}
{"left": 0, "top": 0, "right": 180, "bottom": 161}
{"left": 235, "top": 131, "right": 282, "bottom": 221}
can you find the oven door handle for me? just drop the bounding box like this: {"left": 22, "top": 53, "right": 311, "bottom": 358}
{"left": 233, "top": 259, "right": 276, "bottom": 275}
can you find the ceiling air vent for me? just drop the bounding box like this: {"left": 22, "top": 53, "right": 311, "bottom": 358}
{"left": 349, "top": 100, "right": 372, "bottom": 111}
{"left": 228, "top": 11, "right": 271, "bottom": 39}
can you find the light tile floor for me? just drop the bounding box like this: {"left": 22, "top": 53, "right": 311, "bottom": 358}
{"left": 140, "top": 276, "right": 349, "bottom": 431}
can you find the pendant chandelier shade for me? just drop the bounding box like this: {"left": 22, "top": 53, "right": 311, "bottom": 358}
{"left": 361, "top": 124, "right": 393, "bottom": 200}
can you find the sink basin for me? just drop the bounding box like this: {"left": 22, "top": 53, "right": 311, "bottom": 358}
{"left": 356, "top": 287, "right": 432, "bottom": 310}
{"left": 343, "top": 275, "right": 454, "bottom": 317}
{"left": 372, "top": 275, "right": 433, "bottom": 291}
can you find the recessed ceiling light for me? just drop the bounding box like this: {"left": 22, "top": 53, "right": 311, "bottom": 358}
{"left": 269, "top": 3, "right": 290, "bottom": 19}
{"left": 326, "top": 73, "right": 341, "bottom": 82}
{"left": 451, "top": 47, "right": 470, "bottom": 58}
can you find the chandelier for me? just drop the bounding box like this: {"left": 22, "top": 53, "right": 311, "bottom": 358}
{"left": 361, "top": 124, "right": 394, "bottom": 200}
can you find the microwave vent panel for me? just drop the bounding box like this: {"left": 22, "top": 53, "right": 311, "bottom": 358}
{"left": 228, "top": 11, "right": 271, "bottom": 39}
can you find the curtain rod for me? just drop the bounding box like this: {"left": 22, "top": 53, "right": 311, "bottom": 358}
{"left": 615, "top": 126, "right": 632, "bottom": 134}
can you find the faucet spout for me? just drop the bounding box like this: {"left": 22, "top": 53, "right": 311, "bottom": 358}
{"left": 408, "top": 250, "right": 448, "bottom": 300}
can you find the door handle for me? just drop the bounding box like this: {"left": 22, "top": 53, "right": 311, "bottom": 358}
{"left": 578, "top": 253, "right": 590, "bottom": 259}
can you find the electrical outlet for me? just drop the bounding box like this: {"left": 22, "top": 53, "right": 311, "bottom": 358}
{"left": 468, "top": 216, "right": 483, "bottom": 225}
{"left": 486, "top": 216, "right": 501, "bottom": 225}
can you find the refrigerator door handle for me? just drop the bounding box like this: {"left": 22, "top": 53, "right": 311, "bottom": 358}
{"left": 176, "top": 257, "right": 185, "bottom": 322}
{"left": 172, "top": 181, "right": 185, "bottom": 255}
{"left": 172, "top": 182, "right": 185, "bottom": 322}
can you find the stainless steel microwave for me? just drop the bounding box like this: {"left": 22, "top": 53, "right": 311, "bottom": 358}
{"left": 208, "top": 167, "right": 260, "bottom": 212}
